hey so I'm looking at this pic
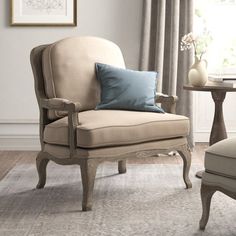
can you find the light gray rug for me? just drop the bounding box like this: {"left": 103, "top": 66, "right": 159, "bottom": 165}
{"left": 0, "top": 163, "right": 236, "bottom": 236}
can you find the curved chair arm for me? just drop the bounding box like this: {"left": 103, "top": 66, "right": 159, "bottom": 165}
{"left": 155, "top": 93, "right": 178, "bottom": 114}
{"left": 41, "top": 98, "right": 81, "bottom": 158}
{"left": 41, "top": 98, "right": 81, "bottom": 112}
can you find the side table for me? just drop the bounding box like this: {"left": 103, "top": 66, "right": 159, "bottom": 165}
{"left": 184, "top": 84, "right": 236, "bottom": 178}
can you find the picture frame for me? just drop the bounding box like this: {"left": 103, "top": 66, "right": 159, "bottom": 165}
{"left": 11, "top": 0, "right": 77, "bottom": 26}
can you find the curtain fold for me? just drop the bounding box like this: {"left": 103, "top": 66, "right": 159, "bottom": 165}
{"left": 140, "top": 0, "right": 194, "bottom": 147}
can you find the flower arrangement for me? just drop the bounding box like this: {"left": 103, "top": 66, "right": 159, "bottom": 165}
{"left": 180, "top": 32, "right": 212, "bottom": 60}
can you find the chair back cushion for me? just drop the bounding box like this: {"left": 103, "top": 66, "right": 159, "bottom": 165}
{"left": 42, "top": 36, "right": 125, "bottom": 119}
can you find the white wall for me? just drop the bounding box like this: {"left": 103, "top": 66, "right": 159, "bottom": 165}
{"left": 0, "top": 0, "right": 143, "bottom": 149}
{"left": 193, "top": 92, "right": 236, "bottom": 142}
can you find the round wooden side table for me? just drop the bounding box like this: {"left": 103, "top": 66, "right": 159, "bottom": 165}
{"left": 184, "top": 84, "right": 236, "bottom": 178}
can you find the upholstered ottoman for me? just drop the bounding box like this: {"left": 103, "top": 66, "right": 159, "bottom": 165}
{"left": 199, "top": 137, "right": 236, "bottom": 230}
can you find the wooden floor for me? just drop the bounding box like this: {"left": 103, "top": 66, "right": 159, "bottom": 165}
{"left": 0, "top": 143, "right": 208, "bottom": 181}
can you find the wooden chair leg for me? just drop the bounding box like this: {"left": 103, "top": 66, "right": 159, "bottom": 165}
{"left": 177, "top": 144, "right": 192, "bottom": 189}
{"left": 199, "top": 183, "right": 216, "bottom": 230}
{"left": 80, "top": 159, "right": 98, "bottom": 211}
{"left": 36, "top": 152, "right": 49, "bottom": 189}
{"left": 118, "top": 160, "right": 127, "bottom": 174}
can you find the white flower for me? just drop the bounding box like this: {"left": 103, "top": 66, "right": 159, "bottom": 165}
{"left": 182, "top": 32, "right": 195, "bottom": 44}
{"left": 180, "top": 31, "right": 212, "bottom": 60}
{"left": 180, "top": 32, "right": 196, "bottom": 51}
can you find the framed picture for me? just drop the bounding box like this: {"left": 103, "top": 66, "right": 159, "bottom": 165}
{"left": 11, "top": 0, "right": 77, "bottom": 26}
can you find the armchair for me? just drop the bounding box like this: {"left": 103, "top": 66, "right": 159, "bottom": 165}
{"left": 30, "top": 36, "right": 192, "bottom": 211}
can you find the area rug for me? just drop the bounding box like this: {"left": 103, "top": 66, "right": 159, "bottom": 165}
{"left": 0, "top": 162, "right": 235, "bottom": 236}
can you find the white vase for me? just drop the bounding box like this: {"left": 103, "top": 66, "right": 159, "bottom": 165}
{"left": 188, "top": 56, "right": 208, "bottom": 86}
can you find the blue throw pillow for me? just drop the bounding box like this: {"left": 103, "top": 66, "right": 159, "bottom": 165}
{"left": 95, "top": 63, "right": 164, "bottom": 113}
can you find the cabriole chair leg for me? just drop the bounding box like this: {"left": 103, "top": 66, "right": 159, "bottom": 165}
{"left": 36, "top": 152, "right": 49, "bottom": 189}
{"left": 80, "top": 159, "right": 98, "bottom": 211}
{"left": 177, "top": 144, "right": 192, "bottom": 189}
{"left": 199, "top": 183, "right": 216, "bottom": 230}
{"left": 118, "top": 160, "right": 127, "bottom": 174}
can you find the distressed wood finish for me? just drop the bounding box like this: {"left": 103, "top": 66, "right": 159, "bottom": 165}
{"left": 210, "top": 91, "right": 227, "bottom": 145}
{"left": 176, "top": 144, "right": 192, "bottom": 189}
{"left": 156, "top": 93, "right": 178, "bottom": 114}
{"left": 199, "top": 183, "right": 216, "bottom": 230}
{"left": 118, "top": 160, "right": 127, "bottom": 174}
{"left": 0, "top": 144, "right": 207, "bottom": 182}
{"left": 36, "top": 152, "right": 49, "bottom": 189}
{"left": 80, "top": 159, "right": 99, "bottom": 211}
{"left": 184, "top": 85, "right": 236, "bottom": 178}
{"left": 199, "top": 183, "right": 236, "bottom": 230}
{"left": 184, "top": 84, "right": 236, "bottom": 145}
{"left": 30, "top": 44, "right": 193, "bottom": 211}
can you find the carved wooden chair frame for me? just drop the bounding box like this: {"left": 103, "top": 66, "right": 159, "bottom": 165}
{"left": 200, "top": 181, "right": 236, "bottom": 230}
{"left": 31, "top": 45, "right": 192, "bottom": 211}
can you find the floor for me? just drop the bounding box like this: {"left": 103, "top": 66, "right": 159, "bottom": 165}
{"left": 0, "top": 143, "right": 208, "bottom": 181}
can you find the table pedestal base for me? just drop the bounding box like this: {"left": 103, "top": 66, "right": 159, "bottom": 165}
{"left": 196, "top": 91, "right": 228, "bottom": 179}
{"left": 196, "top": 170, "right": 204, "bottom": 179}
{"left": 209, "top": 91, "right": 227, "bottom": 145}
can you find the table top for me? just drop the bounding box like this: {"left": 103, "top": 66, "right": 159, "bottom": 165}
{"left": 184, "top": 83, "right": 236, "bottom": 92}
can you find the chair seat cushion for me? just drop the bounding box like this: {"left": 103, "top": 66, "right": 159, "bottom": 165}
{"left": 205, "top": 137, "right": 236, "bottom": 178}
{"left": 43, "top": 110, "right": 189, "bottom": 148}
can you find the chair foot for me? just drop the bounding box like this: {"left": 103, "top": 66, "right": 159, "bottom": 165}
{"left": 177, "top": 144, "right": 192, "bottom": 189}
{"left": 82, "top": 205, "right": 92, "bottom": 211}
{"left": 118, "top": 160, "right": 127, "bottom": 174}
{"left": 199, "top": 223, "right": 206, "bottom": 231}
{"left": 36, "top": 152, "right": 49, "bottom": 189}
{"left": 80, "top": 159, "right": 98, "bottom": 211}
{"left": 199, "top": 183, "right": 216, "bottom": 230}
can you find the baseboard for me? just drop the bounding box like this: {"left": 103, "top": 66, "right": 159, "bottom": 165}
{"left": 194, "top": 131, "right": 236, "bottom": 142}
{"left": 0, "top": 122, "right": 40, "bottom": 150}
{"left": 0, "top": 135, "right": 40, "bottom": 150}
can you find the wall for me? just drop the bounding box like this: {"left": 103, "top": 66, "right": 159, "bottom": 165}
{"left": 193, "top": 92, "right": 236, "bottom": 142}
{"left": 0, "top": 0, "right": 143, "bottom": 149}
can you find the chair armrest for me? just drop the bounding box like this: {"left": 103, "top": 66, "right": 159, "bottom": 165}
{"left": 41, "top": 98, "right": 81, "bottom": 112}
{"left": 155, "top": 93, "right": 178, "bottom": 114}
{"left": 41, "top": 98, "right": 80, "bottom": 158}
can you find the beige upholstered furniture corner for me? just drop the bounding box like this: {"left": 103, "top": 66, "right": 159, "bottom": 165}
{"left": 200, "top": 137, "right": 236, "bottom": 230}
{"left": 30, "top": 36, "right": 192, "bottom": 211}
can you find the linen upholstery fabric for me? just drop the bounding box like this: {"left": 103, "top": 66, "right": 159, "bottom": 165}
{"left": 44, "top": 137, "right": 187, "bottom": 159}
{"left": 205, "top": 137, "right": 236, "bottom": 178}
{"left": 95, "top": 63, "right": 164, "bottom": 113}
{"left": 42, "top": 37, "right": 126, "bottom": 119}
{"left": 43, "top": 110, "right": 189, "bottom": 148}
{"left": 202, "top": 172, "right": 236, "bottom": 192}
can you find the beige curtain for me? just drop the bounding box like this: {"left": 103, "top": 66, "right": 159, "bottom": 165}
{"left": 140, "top": 0, "right": 194, "bottom": 147}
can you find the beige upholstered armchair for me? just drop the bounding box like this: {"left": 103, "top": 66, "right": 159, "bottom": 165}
{"left": 30, "top": 36, "right": 192, "bottom": 211}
